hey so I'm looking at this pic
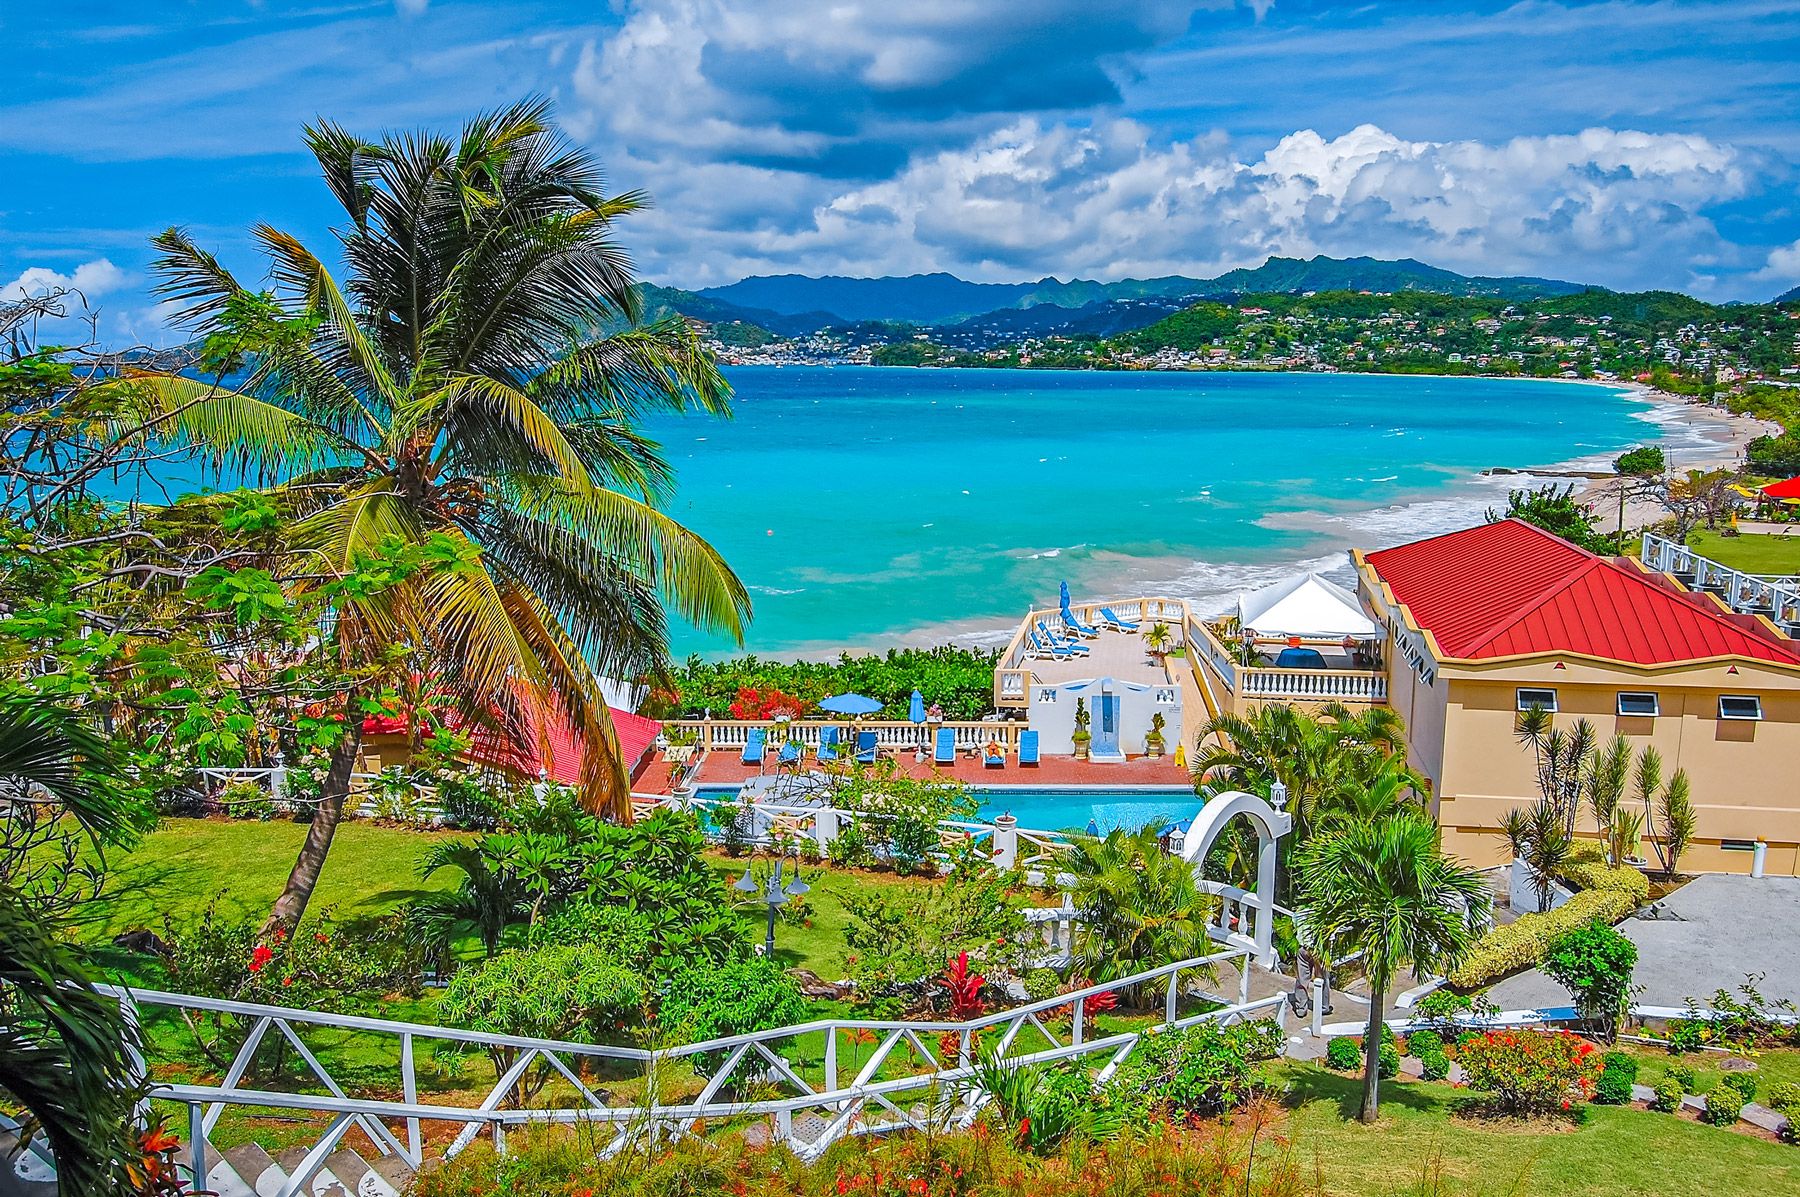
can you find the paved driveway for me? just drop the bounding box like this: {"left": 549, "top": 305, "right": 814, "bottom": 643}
{"left": 1487, "top": 874, "right": 1800, "bottom": 1010}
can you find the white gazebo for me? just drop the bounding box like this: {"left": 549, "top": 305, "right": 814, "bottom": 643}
{"left": 1237, "top": 572, "right": 1381, "bottom": 641}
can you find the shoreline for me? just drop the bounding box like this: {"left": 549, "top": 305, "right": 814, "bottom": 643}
{"left": 697, "top": 376, "right": 1777, "bottom": 662}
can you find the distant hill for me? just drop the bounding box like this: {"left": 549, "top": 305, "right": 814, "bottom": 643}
{"left": 684, "top": 255, "right": 1597, "bottom": 327}
{"left": 637, "top": 283, "right": 828, "bottom": 339}
{"left": 1778, "top": 284, "right": 1800, "bottom": 305}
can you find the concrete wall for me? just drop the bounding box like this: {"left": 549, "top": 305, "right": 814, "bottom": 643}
{"left": 1028, "top": 675, "right": 1182, "bottom": 756}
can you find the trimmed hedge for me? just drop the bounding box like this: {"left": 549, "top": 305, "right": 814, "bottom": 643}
{"left": 1404, "top": 1028, "right": 1443, "bottom": 1058}
{"left": 1651, "top": 1078, "right": 1684, "bottom": 1112}
{"left": 1594, "top": 1050, "right": 1637, "bottom": 1104}
{"left": 1447, "top": 858, "right": 1646, "bottom": 989}
{"left": 1703, "top": 1088, "right": 1747, "bottom": 1127}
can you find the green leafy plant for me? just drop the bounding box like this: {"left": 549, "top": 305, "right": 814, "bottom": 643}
{"left": 1325, "top": 1037, "right": 1361, "bottom": 1070}
{"left": 656, "top": 956, "right": 808, "bottom": 1075}
{"left": 1403, "top": 1028, "right": 1443, "bottom": 1058}
{"left": 1718, "top": 1069, "right": 1759, "bottom": 1105}
{"left": 1066, "top": 825, "right": 1216, "bottom": 1004}
{"left": 970, "top": 1051, "right": 1127, "bottom": 1153}
{"left": 1667, "top": 1061, "right": 1699, "bottom": 1090}
{"left": 1666, "top": 1020, "right": 1705, "bottom": 1054}
{"left": 1543, "top": 919, "right": 1638, "bottom": 1040}
{"left": 1593, "top": 1050, "right": 1637, "bottom": 1104}
{"left": 1703, "top": 1087, "right": 1747, "bottom": 1127}
{"left": 1377, "top": 1041, "right": 1400, "bottom": 1080}
{"left": 1651, "top": 1077, "right": 1685, "bottom": 1112}
{"left": 1114, "top": 1019, "right": 1283, "bottom": 1119}
{"left": 1419, "top": 1049, "right": 1451, "bottom": 1082}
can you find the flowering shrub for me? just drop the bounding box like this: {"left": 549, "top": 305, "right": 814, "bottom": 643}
{"left": 1454, "top": 1030, "right": 1600, "bottom": 1115}
{"left": 728, "top": 686, "right": 810, "bottom": 720}
{"left": 1114, "top": 1019, "right": 1284, "bottom": 1119}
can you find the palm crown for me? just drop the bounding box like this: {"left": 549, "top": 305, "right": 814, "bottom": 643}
{"left": 127, "top": 100, "right": 748, "bottom": 818}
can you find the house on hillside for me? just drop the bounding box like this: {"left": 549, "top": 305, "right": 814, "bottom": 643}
{"left": 1355, "top": 518, "right": 1800, "bottom": 877}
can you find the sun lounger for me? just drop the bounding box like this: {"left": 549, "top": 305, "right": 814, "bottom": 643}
{"left": 741, "top": 728, "right": 766, "bottom": 765}
{"left": 855, "top": 730, "right": 878, "bottom": 763}
{"left": 1019, "top": 730, "right": 1040, "bottom": 766}
{"left": 776, "top": 739, "right": 801, "bottom": 767}
{"left": 1060, "top": 605, "right": 1101, "bottom": 638}
{"left": 934, "top": 727, "right": 956, "bottom": 765}
{"left": 983, "top": 742, "right": 1005, "bottom": 768}
{"left": 1027, "top": 629, "right": 1074, "bottom": 660}
{"left": 1037, "top": 621, "right": 1090, "bottom": 656}
{"left": 817, "top": 725, "right": 840, "bottom": 762}
{"left": 1098, "top": 606, "right": 1140, "bottom": 632}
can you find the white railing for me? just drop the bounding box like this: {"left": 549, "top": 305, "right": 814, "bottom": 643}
{"left": 1642, "top": 531, "right": 1800, "bottom": 626}
{"left": 1237, "top": 667, "right": 1388, "bottom": 703}
{"left": 665, "top": 718, "right": 1023, "bottom": 755}
{"left": 995, "top": 595, "right": 1193, "bottom": 707}
{"left": 118, "top": 947, "right": 1286, "bottom": 1194}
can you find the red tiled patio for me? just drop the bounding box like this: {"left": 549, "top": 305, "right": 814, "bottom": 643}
{"left": 644, "top": 747, "right": 1191, "bottom": 795}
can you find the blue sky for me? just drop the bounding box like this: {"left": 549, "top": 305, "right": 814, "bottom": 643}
{"left": 4, "top": 1, "right": 1800, "bottom": 344}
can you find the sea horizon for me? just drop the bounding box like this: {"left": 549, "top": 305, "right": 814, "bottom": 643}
{"left": 653, "top": 367, "right": 1713, "bottom": 660}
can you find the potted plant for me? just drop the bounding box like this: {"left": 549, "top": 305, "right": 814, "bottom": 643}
{"left": 1145, "top": 621, "right": 1172, "bottom": 656}
{"left": 1145, "top": 712, "right": 1166, "bottom": 758}
{"left": 1072, "top": 697, "right": 1091, "bottom": 760}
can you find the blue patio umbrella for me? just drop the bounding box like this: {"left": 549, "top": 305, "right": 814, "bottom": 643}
{"left": 819, "top": 692, "right": 883, "bottom": 716}
{"left": 908, "top": 689, "right": 926, "bottom": 723}
{"left": 1060, "top": 580, "right": 1072, "bottom": 608}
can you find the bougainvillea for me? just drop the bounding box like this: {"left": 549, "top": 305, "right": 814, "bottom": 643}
{"left": 728, "top": 686, "right": 811, "bottom": 720}
{"left": 1455, "top": 1029, "right": 1600, "bottom": 1114}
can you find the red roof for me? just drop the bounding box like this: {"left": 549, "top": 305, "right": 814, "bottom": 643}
{"left": 364, "top": 697, "right": 661, "bottom": 786}
{"left": 1761, "top": 475, "right": 1800, "bottom": 499}
{"left": 1364, "top": 519, "right": 1800, "bottom": 666}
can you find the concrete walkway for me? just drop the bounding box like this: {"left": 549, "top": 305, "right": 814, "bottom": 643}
{"left": 1490, "top": 874, "right": 1800, "bottom": 1009}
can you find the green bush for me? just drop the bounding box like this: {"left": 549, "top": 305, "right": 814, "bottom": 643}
{"left": 1448, "top": 868, "right": 1643, "bottom": 989}
{"left": 1419, "top": 1049, "right": 1451, "bottom": 1081}
{"left": 1593, "top": 1050, "right": 1637, "bottom": 1104}
{"left": 1404, "top": 1028, "right": 1443, "bottom": 1058}
{"left": 1667, "top": 1019, "right": 1705, "bottom": 1053}
{"left": 1024, "top": 968, "right": 1063, "bottom": 1003}
{"left": 1702, "top": 1088, "right": 1746, "bottom": 1126}
{"left": 1766, "top": 1079, "right": 1800, "bottom": 1116}
{"left": 1114, "top": 1019, "right": 1283, "bottom": 1118}
{"left": 657, "top": 956, "right": 808, "bottom": 1073}
{"left": 1667, "top": 1062, "right": 1699, "bottom": 1091}
{"left": 1324, "top": 1037, "right": 1361, "bottom": 1070}
{"left": 1651, "top": 1077, "right": 1685, "bottom": 1112}
{"left": 441, "top": 944, "right": 644, "bottom": 1041}
{"left": 1543, "top": 920, "right": 1638, "bottom": 1032}
{"left": 1378, "top": 1041, "right": 1400, "bottom": 1080}
{"left": 1718, "top": 1069, "right": 1759, "bottom": 1104}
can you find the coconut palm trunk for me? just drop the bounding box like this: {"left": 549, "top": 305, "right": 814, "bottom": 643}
{"left": 1359, "top": 976, "right": 1386, "bottom": 1123}
{"left": 265, "top": 714, "right": 363, "bottom": 932}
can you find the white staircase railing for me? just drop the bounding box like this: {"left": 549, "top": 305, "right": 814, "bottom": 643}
{"left": 1641, "top": 531, "right": 1800, "bottom": 626}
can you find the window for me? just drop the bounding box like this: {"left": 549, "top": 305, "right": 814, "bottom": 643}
{"left": 1517, "top": 688, "right": 1558, "bottom": 713}
{"left": 1722, "top": 840, "right": 1757, "bottom": 852}
{"left": 1616, "top": 692, "right": 1660, "bottom": 717}
{"left": 1718, "top": 695, "right": 1764, "bottom": 721}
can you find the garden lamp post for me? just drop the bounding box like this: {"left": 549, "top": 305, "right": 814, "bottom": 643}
{"left": 735, "top": 860, "right": 810, "bottom": 957}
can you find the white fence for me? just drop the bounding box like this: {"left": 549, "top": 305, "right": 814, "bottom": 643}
{"left": 119, "top": 947, "right": 1286, "bottom": 1195}
{"left": 1642, "top": 531, "right": 1800, "bottom": 627}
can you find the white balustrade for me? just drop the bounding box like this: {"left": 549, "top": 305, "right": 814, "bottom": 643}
{"left": 1642, "top": 531, "right": 1800, "bottom": 624}
{"left": 1237, "top": 668, "right": 1388, "bottom": 702}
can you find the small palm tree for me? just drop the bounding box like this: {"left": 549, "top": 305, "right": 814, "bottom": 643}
{"left": 1297, "top": 814, "right": 1490, "bottom": 1123}
{"left": 121, "top": 100, "right": 750, "bottom": 929}
{"left": 411, "top": 840, "right": 528, "bottom": 957}
{"left": 1066, "top": 825, "right": 1215, "bottom": 1005}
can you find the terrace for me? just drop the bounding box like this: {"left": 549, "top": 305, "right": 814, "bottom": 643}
{"left": 1184, "top": 572, "right": 1389, "bottom": 714}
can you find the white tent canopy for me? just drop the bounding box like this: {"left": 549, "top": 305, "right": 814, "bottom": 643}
{"left": 1237, "top": 572, "right": 1382, "bottom": 640}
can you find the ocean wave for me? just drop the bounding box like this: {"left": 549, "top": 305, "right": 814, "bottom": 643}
{"left": 749, "top": 585, "right": 806, "bottom": 596}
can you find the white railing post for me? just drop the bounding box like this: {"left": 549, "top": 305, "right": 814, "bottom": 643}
{"left": 815, "top": 806, "right": 839, "bottom": 857}
{"left": 1310, "top": 978, "right": 1326, "bottom": 1037}
{"left": 992, "top": 814, "right": 1018, "bottom": 870}
{"left": 400, "top": 1032, "right": 420, "bottom": 1162}
{"left": 187, "top": 1101, "right": 206, "bottom": 1189}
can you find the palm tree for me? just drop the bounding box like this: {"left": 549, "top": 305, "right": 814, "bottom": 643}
{"left": 0, "top": 698, "right": 144, "bottom": 1195}
{"left": 410, "top": 840, "right": 528, "bottom": 958}
{"left": 118, "top": 101, "right": 749, "bottom": 929}
{"left": 1296, "top": 814, "right": 1489, "bottom": 1123}
{"left": 1065, "top": 825, "right": 1215, "bottom": 1005}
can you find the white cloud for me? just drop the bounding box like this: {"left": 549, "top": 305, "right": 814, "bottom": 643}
{"left": 395, "top": 0, "right": 430, "bottom": 16}
{"left": 622, "top": 120, "right": 1751, "bottom": 292}
{"left": 4, "top": 259, "right": 129, "bottom": 302}
{"left": 1753, "top": 238, "right": 1800, "bottom": 293}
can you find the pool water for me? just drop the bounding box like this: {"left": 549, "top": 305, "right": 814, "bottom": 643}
{"left": 694, "top": 784, "right": 1200, "bottom": 836}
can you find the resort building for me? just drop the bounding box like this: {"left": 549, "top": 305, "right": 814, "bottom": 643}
{"left": 360, "top": 699, "right": 664, "bottom": 787}
{"left": 1355, "top": 518, "right": 1800, "bottom": 876}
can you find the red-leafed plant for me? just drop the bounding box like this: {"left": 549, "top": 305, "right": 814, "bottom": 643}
{"left": 729, "top": 686, "right": 809, "bottom": 720}
{"left": 942, "top": 951, "right": 986, "bottom": 1020}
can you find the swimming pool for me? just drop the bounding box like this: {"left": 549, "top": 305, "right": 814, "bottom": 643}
{"left": 692, "top": 784, "right": 1200, "bottom": 835}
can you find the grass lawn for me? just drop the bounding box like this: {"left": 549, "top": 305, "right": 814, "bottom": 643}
{"left": 1685, "top": 529, "right": 1800, "bottom": 574}
{"left": 1278, "top": 1063, "right": 1800, "bottom": 1197}
{"left": 1622, "top": 1041, "right": 1800, "bottom": 1098}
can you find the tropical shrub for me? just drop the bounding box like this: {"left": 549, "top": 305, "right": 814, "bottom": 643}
{"left": 972, "top": 1052, "right": 1129, "bottom": 1153}
{"left": 1324, "top": 1037, "right": 1361, "bottom": 1070}
{"left": 1666, "top": 1019, "right": 1705, "bottom": 1053}
{"left": 1651, "top": 1077, "right": 1685, "bottom": 1112}
{"left": 1593, "top": 1050, "right": 1637, "bottom": 1104}
{"left": 1024, "top": 968, "right": 1063, "bottom": 1003}
{"left": 1447, "top": 879, "right": 1642, "bottom": 989}
{"left": 841, "top": 870, "right": 1024, "bottom": 1004}
{"left": 1419, "top": 1049, "right": 1451, "bottom": 1081}
{"left": 1766, "top": 1080, "right": 1800, "bottom": 1116}
{"left": 1667, "top": 1062, "right": 1699, "bottom": 1091}
{"left": 1414, "top": 987, "right": 1496, "bottom": 1030}
{"left": 1543, "top": 919, "right": 1638, "bottom": 1037}
{"left": 1113, "top": 1019, "right": 1284, "bottom": 1119}
{"left": 1718, "top": 1069, "right": 1760, "bottom": 1105}
{"left": 1377, "top": 1041, "right": 1400, "bottom": 1080}
{"left": 1403, "top": 1028, "right": 1443, "bottom": 1058}
{"left": 1454, "top": 1030, "right": 1600, "bottom": 1115}
{"left": 1703, "top": 1087, "right": 1747, "bottom": 1126}
{"left": 1066, "top": 825, "right": 1217, "bottom": 1003}
{"left": 656, "top": 956, "right": 808, "bottom": 1073}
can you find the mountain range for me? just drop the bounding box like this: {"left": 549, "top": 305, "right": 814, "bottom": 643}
{"left": 674, "top": 256, "right": 1597, "bottom": 329}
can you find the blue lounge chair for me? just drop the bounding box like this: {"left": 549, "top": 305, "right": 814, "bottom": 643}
{"left": 983, "top": 742, "right": 1005, "bottom": 768}
{"left": 934, "top": 727, "right": 956, "bottom": 764}
{"left": 740, "top": 728, "right": 766, "bottom": 764}
{"left": 1028, "top": 629, "right": 1073, "bottom": 660}
{"left": 1098, "top": 606, "right": 1140, "bottom": 632}
{"left": 1061, "top": 605, "right": 1101, "bottom": 638}
{"left": 817, "top": 725, "right": 840, "bottom": 762}
{"left": 776, "top": 739, "right": 801, "bottom": 767}
{"left": 1019, "top": 730, "right": 1040, "bottom": 766}
{"left": 855, "top": 730, "right": 878, "bottom": 763}
{"left": 1037, "top": 620, "right": 1090, "bottom": 656}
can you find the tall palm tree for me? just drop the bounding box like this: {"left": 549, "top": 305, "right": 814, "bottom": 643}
{"left": 1296, "top": 814, "right": 1490, "bottom": 1123}
{"left": 116, "top": 101, "right": 749, "bottom": 929}
{"left": 0, "top": 698, "right": 144, "bottom": 1196}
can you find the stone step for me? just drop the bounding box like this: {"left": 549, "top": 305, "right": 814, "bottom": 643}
{"left": 223, "top": 1142, "right": 287, "bottom": 1197}
{"left": 323, "top": 1148, "right": 405, "bottom": 1197}
{"left": 275, "top": 1146, "right": 354, "bottom": 1197}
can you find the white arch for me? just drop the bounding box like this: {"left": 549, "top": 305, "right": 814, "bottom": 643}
{"left": 1176, "top": 789, "right": 1292, "bottom": 965}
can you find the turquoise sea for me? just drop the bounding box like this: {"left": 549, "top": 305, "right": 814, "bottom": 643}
{"left": 650, "top": 368, "right": 1671, "bottom": 657}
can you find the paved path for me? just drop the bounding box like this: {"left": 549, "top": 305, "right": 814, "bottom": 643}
{"left": 1490, "top": 874, "right": 1800, "bottom": 1009}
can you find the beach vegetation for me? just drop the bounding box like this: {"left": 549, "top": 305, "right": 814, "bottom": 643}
{"left": 1614, "top": 445, "right": 1667, "bottom": 476}
{"left": 1487, "top": 483, "right": 1619, "bottom": 552}
{"left": 663, "top": 646, "right": 1000, "bottom": 722}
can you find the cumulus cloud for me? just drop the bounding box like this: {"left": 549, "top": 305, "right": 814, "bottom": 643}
{"left": 1753, "top": 238, "right": 1800, "bottom": 294}
{"left": 4, "top": 259, "right": 129, "bottom": 302}
{"left": 614, "top": 120, "right": 1752, "bottom": 291}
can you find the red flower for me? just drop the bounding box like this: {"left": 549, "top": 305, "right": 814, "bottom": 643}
{"left": 282, "top": 976, "right": 294, "bottom": 987}
{"left": 248, "top": 944, "right": 274, "bottom": 973}
{"left": 314, "top": 933, "right": 330, "bottom": 944}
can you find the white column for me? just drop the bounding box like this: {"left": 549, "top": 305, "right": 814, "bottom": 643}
{"left": 1753, "top": 840, "right": 1768, "bottom": 879}
{"left": 816, "top": 806, "right": 839, "bottom": 857}
{"left": 1254, "top": 829, "right": 1278, "bottom": 967}
{"left": 992, "top": 814, "right": 1018, "bottom": 871}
